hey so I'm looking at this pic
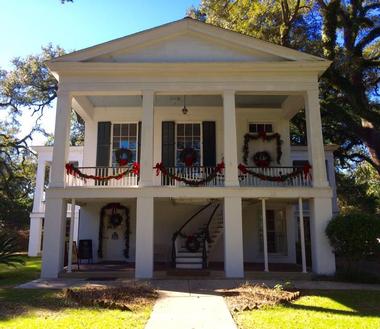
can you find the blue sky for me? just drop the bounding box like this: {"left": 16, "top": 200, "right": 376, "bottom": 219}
{"left": 0, "top": 0, "right": 199, "bottom": 144}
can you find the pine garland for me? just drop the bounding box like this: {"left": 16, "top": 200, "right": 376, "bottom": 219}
{"left": 153, "top": 162, "right": 225, "bottom": 186}
{"left": 65, "top": 163, "right": 140, "bottom": 181}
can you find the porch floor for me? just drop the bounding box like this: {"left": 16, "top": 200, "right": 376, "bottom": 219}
{"left": 60, "top": 261, "right": 312, "bottom": 280}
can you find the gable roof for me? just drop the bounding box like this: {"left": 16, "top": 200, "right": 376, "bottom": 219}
{"left": 50, "top": 17, "right": 327, "bottom": 64}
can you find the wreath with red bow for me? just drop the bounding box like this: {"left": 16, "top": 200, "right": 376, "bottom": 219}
{"left": 115, "top": 148, "right": 133, "bottom": 166}
{"left": 179, "top": 147, "right": 198, "bottom": 167}
{"left": 253, "top": 151, "right": 271, "bottom": 167}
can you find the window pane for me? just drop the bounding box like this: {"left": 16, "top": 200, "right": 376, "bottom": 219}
{"left": 257, "top": 124, "right": 265, "bottom": 132}
{"left": 249, "top": 124, "right": 257, "bottom": 133}
{"left": 265, "top": 124, "right": 273, "bottom": 132}
{"left": 185, "top": 124, "right": 192, "bottom": 136}
{"left": 129, "top": 138, "right": 137, "bottom": 149}
{"left": 121, "top": 124, "right": 129, "bottom": 136}
{"left": 193, "top": 124, "right": 200, "bottom": 136}
{"left": 177, "top": 124, "right": 184, "bottom": 136}
{"left": 177, "top": 137, "right": 184, "bottom": 149}
{"left": 113, "top": 124, "right": 120, "bottom": 136}
{"left": 120, "top": 140, "right": 129, "bottom": 149}
{"left": 129, "top": 124, "right": 137, "bottom": 136}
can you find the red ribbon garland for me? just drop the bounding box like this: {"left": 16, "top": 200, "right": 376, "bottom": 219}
{"left": 153, "top": 162, "right": 225, "bottom": 186}
{"left": 65, "top": 163, "right": 140, "bottom": 181}
{"left": 238, "top": 163, "right": 312, "bottom": 182}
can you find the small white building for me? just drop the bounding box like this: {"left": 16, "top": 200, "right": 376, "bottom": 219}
{"left": 33, "top": 18, "right": 338, "bottom": 279}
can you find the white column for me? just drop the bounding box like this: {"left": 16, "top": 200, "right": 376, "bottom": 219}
{"left": 32, "top": 157, "right": 46, "bottom": 213}
{"left": 304, "top": 89, "right": 329, "bottom": 187}
{"left": 261, "top": 199, "right": 269, "bottom": 272}
{"left": 67, "top": 198, "right": 75, "bottom": 273}
{"left": 309, "top": 197, "right": 336, "bottom": 274}
{"left": 28, "top": 217, "right": 43, "bottom": 257}
{"left": 139, "top": 90, "right": 155, "bottom": 187}
{"left": 135, "top": 197, "right": 154, "bottom": 278}
{"left": 73, "top": 207, "right": 80, "bottom": 243}
{"left": 298, "top": 198, "right": 307, "bottom": 273}
{"left": 50, "top": 90, "right": 72, "bottom": 187}
{"left": 41, "top": 197, "right": 67, "bottom": 278}
{"left": 224, "top": 197, "right": 244, "bottom": 278}
{"left": 223, "top": 90, "right": 239, "bottom": 186}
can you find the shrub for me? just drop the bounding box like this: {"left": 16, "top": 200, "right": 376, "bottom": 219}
{"left": 0, "top": 233, "right": 25, "bottom": 267}
{"left": 326, "top": 212, "right": 380, "bottom": 262}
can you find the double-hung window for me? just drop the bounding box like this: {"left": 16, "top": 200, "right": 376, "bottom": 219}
{"left": 176, "top": 123, "right": 201, "bottom": 166}
{"left": 111, "top": 123, "right": 138, "bottom": 166}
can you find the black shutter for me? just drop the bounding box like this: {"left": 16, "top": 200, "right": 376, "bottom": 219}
{"left": 161, "top": 121, "right": 175, "bottom": 166}
{"left": 202, "top": 121, "right": 216, "bottom": 167}
{"left": 137, "top": 121, "right": 142, "bottom": 163}
{"left": 96, "top": 122, "right": 111, "bottom": 186}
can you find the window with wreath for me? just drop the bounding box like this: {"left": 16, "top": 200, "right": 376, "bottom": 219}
{"left": 258, "top": 209, "right": 287, "bottom": 254}
{"left": 176, "top": 123, "right": 201, "bottom": 166}
{"left": 112, "top": 123, "right": 138, "bottom": 166}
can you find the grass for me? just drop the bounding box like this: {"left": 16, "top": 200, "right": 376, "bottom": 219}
{"left": 234, "top": 290, "right": 380, "bottom": 329}
{"left": 0, "top": 255, "right": 41, "bottom": 288}
{"left": 0, "top": 256, "right": 154, "bottom": 329}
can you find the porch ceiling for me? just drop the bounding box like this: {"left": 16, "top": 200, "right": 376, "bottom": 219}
{"left": 86, "top": 94, "right": 288, "bottom": 108}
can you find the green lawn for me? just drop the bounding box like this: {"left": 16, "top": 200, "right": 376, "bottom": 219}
{"left": 0, "top": 256, "right": 153, "bottom": 329}
{"left": 235, "top": 290, "right": 380, "bottom": 329}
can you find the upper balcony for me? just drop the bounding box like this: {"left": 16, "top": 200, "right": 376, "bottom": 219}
{"left": 51, "top": 89, "right": 329, "bottom": 191}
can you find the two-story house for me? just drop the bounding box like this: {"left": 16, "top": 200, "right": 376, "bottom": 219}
{"left": 36, "top": 17, "right": 337, "bottom": 279}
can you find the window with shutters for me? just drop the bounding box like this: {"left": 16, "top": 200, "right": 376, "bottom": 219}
{"left": 176, "top": 123, "right": 202, "bottom": 166}
{"left": 249, "top": 123, "right": 273, "bottom": 133}
{"left": 111, "top": 123, "right": 138, "bottom": 166}
{"left": 258, "top": 209, "right": 287, "bottom": 255}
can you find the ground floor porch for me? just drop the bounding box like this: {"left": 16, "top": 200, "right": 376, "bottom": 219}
{"left": 40, "top": 194, "right": 336, "bottom": 279}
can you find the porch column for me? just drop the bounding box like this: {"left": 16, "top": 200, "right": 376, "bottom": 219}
{"left": 50, "top": 90, "right": 72, "bottom": 187}
{"left": 28, "top": 217, "right": 43, "bottom": 257}
{"left": 41, "top": 197, "right": 67, "bottom": 278}
{"left": 139, "top": 90, "right": 154, "bottom": 187}
{"left": 261, "top": 198, "right": 269, "bottom": 272}
{"left": 309, "top": 197, "right": 336, "bottom": 274}
{"left": 73, "top": 207, "right": 80, "bottom": 243}
{"left": 32, "top": 156, "right": 46, "bottom": 213}
{"left": 135, "top": 197, "right": 154, "bottom": 279}
{"left": 67, "top": 198, "right": 76, "bottom": 273}
{"left": 304, "top": 89, "right": 329, "bottom": 187}
{"left": 223, "top": 90, "right": 239, "bottom": 186}
{"left": 224, "top": 197, "right": 244, "bottom": 278}
{"left": 298, "top": 198, "right": 307, "bottom": 273}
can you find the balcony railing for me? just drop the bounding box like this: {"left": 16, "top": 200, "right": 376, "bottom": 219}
{"left": 160, "top": 166, "right": 224, "bottom": 187}
{"left": 63, "top": 165, "right": 311, "bottom": 188}
{"left": 65, "top": 166, "right": 139, "bottom": 187}
{"left": 239, "top": 166, "right": 312, "bottom": 187}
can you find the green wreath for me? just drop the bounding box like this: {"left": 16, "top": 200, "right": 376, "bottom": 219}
{"left": 115, "top": 148, "right": 133, "bottom": 166}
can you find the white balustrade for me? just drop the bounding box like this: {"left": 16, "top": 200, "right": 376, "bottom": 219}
{"left": 160, "top": 166, "right": 224, "bottom": 187}
{"left": 65, "top": 167, "right": 139, "bottom": 187}
{"left": 239, "top": 166, "right": 312, "bottom": 187}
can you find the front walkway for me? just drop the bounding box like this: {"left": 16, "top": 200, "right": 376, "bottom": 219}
{"left": 146, "top": 281, "right": 236, "bottom": 329}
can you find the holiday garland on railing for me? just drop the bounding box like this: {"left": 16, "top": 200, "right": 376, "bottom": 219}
{"left": 153, "top": 162, "right": 225, "bottom": 186}
{"left": 238, "top": 163, "right": 312, "bottom": 182}
{"left": 65, "top": 163, "right": 140, "bottom": 181}
{"left": 243, "top": 132, "right": 283, "bottom": 164}
{"left": 98, "top": 203, "right": 130, "bottom": 259}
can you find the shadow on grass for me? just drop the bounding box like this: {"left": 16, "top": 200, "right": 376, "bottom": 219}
{"left": 0, "top": 288, "right": 69, "bottom": 321}
{"left": 281, "top": 290, "right": 380, "bottom": 318}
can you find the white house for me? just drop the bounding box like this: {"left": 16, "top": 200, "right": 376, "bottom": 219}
{"left": 35, "top": 17, "right": 337, "bottom": 279}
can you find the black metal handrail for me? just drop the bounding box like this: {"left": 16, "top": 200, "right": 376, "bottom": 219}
{"left": 201, "top": 204, "right": 220, "bottom": 268}
{"left": 171, "top": 203, "right": 212, "bottom": 266}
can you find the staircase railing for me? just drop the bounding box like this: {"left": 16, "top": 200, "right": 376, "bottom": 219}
{"left": 171, "top": 202, "right": 213, "bottom": 266}
{"left": 201, "top": 204, "right": 220, "bottom": 269}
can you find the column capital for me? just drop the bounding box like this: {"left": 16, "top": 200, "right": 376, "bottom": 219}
{"left": 223, "top": 89, "right": 236, "bottom": 97}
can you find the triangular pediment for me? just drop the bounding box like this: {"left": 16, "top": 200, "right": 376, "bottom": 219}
{"left": 85, "top": 31, "right": 285, "bottom": 63}
{"left": 51, "top": 18, "right": 326, "bottom": 64}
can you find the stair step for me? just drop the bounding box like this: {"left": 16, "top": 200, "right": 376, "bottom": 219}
{"left": 176, "top": 252, "right": 202, "bottom": 257}
{"left": 176, "top": 263, "right": 203, "bottom": 269}
{"left": 176, "top": 257, "right": 203, "bottom": 263}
